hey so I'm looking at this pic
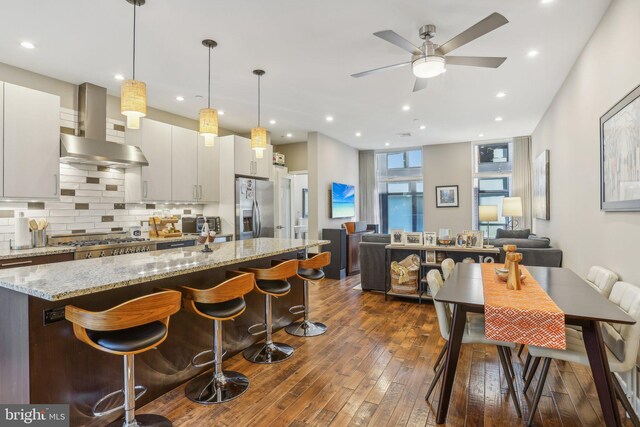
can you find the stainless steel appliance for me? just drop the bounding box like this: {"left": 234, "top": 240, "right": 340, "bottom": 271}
{"left": 182, "top": 216, "right": 221, "bottom": 234}
{"left": 236, "top": 177, "right": 274, "bottom": 240}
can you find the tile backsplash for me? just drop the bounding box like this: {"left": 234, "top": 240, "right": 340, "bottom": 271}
{"left": 0, "top": 108, "right": 204, "bottom": 248}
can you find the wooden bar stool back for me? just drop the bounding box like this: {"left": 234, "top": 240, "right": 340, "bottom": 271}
{"left": 286, "top": 252, "right": 331, "bottom": 337}
{"left": 179, "top": 271, "right": 255, "bottom": 404}
{"left": 241, "top": 259, "right": 299, "bottom": 363}
{"left": 65, "top": 290, "right": 182, "bottom": 427}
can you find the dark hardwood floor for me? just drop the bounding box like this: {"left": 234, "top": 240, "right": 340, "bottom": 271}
{"left": 140, "top": 275, "right": 634, "bottom": 426}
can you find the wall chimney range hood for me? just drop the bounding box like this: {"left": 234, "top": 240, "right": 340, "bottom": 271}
{"left": 60, "top": 83, "right": 148, "bottom": 167}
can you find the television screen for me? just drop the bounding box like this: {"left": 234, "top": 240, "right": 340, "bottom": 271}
{"left": 331, "top": 182, "right": 356, "bottom": 218}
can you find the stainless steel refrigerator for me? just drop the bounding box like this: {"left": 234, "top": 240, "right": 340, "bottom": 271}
{"left": 235, "top": 177, "right": 274, "bottom": 240}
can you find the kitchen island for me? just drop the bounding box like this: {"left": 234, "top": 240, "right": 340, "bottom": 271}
{"left": 0, "top": 237, "right": 328, "bottom": 426}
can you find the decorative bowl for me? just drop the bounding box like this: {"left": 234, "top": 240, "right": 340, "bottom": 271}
{"left": 438, "top": 239, "right": 452, "bottom": 246}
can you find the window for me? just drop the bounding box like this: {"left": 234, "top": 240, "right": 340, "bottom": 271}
{"left": 376, "top": 149, "right": 423, "bottom": 233}
{"left": 472, "top": 141, "right": 513, "bottom": 238}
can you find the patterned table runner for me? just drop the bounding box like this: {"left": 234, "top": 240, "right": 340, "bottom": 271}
{"left": 481, "top": 263, "right": 566, "bottom": 350}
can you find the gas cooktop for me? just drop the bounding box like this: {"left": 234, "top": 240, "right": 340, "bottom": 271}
{"left": 49, "top": 232, "right": 155, "bottom": 259}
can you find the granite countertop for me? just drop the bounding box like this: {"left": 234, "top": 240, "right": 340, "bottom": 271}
{"left": 0, "top": 245, "right": 77, "bottom": 261}
{"left": 0, "top": 238, "right": 329, "bottom": 301}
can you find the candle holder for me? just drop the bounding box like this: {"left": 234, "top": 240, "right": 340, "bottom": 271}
{"left": 503, "top": 244, "right": 517, "bottom": 270}
{"left": 506, "top": 252, "right": 523, "bottom": 291}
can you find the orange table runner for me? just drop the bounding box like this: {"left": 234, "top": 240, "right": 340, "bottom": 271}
{"left": 481, "top": 263, "right": 566, "bottom": 350}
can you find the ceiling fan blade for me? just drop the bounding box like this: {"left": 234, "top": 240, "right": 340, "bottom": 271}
{"left": 374, "top": 30, "right": 422, "bottom": 55}
{"left": 445, "top": 56, "right": 507, "bottom": 68}
{"left": 351, "top": 61, "right": 411, "bottom": 78}
{"left": 413, "top": 78, "right": 428, "bottom": 92}
{"left": 436, "top": 13, "right": 509, "bottom": 56}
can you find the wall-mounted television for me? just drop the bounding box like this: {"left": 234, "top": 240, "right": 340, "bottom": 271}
{"left": 331, "top": 182, "right": 355, "bottom": 218}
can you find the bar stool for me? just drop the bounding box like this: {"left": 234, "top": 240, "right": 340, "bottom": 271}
{"left": 65, "top": 290, "right": 182, "bottom": 427}
{"left": 179, "top": 271, "right": 255, "bottom": 404}
{"left": 241, "top": 259, "right": 299, "bottom": 364}
{"left": 285, "top": 252, "right": 331, "bottom": 337}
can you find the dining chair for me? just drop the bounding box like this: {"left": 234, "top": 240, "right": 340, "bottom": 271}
{"left": 425, "top": 269, "right": 522, "bottom": 418}
{"left": 441, "top": 258, "right": 455, "bottom": 281}
{"left": 524, "top": 281, "right": 640, "bottom": 427}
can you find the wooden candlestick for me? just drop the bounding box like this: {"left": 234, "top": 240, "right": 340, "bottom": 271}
{"left": 503, "top": 244, "right": 517, "bottom": 270}
{"left": 506, "top": 252, "right": 523, "bottom": 291}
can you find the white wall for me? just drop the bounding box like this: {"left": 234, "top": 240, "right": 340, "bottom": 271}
{"left": 532, "top": 0, "right": 640, "bottom": 282}
{"left": 422, "top": 142, "right": 473, "bottom": 233}
{"left": 307, "top": 132, "right": 359, "bottom": 239}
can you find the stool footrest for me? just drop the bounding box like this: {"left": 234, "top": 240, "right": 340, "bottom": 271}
{"left": 92, "top": 385, "right": 146, "bottom": 417}
{"left": 191, "top": 349, "right": 228, "bottom": 368}
{"left": 289, "top": 305, "right": 305, "bottom": 315}
{"left": 248, "top": 323, "right": 267, "bottom": 336}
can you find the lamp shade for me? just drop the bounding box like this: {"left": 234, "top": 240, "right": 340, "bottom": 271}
{"left": 479, "top": 205, "right": 499, "bottom": 222}
{"left": 120, "top": 79, "right": 147, "bottom": 129}
{"left": 199, "top": 108, "right": 219, "bottom": 147}
{"left": 502, "top": 197, "right": 523, "bottom": 217}
{"left": 251, "top": 127, "right": 267, "bottom": 159}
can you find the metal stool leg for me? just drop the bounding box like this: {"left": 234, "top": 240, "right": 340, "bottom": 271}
{"left": 185, "top": 320, "right": 250, "bottom": 404}
{"left": 243, "top": 294, "right": 294, "bottom": 364}
{"left": 285, "top": 280, "right": 327, "bottom": 337}
{"left": 106, "top": 354, "right": 171, "bottom": 427}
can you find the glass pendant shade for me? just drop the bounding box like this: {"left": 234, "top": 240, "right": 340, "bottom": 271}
{"left": 199, "top": 107, "right": 219, "bottom": 147}
{"left": 121, "top": 79, "right": 147, "bottom": 129}
{"left": 251, "top": 127, "right": 267, "bottom": 158}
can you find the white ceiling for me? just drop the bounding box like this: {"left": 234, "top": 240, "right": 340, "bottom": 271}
{"left": 0, "top": 0, "right": 610, "bottom": 149}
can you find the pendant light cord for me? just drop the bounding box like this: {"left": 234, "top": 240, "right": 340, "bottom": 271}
{"left": 257, "top": 74, "right": 261, "bottom": 127}
{"left": 208, "top": 47, "right": 211, "bottom": 109}
{"left": 132, "top": 2, "right": 136, "bottom": 80}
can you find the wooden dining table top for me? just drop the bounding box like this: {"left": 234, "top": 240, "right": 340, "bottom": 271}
{"left": 434, "top": 264, "right": 636, "bottom": 325}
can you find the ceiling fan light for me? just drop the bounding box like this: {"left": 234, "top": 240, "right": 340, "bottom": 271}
{"left": 251, "top": 127, "right": 268, "bottom": 158}
{"left": 121, "top": 79, "right": 147, "bottom": 129}
{"left": 199, "top": 108, "right": 219, "bottom": 141}
{"left": 412, "top": 56, "right": 445, "bottom": 79}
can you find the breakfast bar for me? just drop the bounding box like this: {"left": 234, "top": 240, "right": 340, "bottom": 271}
{"left": 0, "top": 238, "right": 327, "bottom": 426}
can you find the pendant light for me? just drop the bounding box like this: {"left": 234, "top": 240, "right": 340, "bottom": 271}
{"left": 199, "top": 39, "right": 219, "bottom": 147}
{"left": 121, "top": 0, "right": 147, "bottom": 130}
{"left": 251, "top": 69, "right": 267, "bottom": 159}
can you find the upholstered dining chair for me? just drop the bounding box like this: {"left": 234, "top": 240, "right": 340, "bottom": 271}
{"left": 441, "top": 258, "right": 455, "bottom": 281}
{"left": 524, "top": 281, "right": 640, "bottom": 427}
{"left": 426, "top": 269, "right": 522, "bottom": 418}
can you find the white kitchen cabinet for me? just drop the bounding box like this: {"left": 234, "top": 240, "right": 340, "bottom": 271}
{"left": 134, "top": 119, "right": 172, "bottom": 201}
{"left": 171, "top": 126, "right": 198, "bottom": 202}
{"left": 197, "top": 135, "right": 220, "bottom": 202}
{"left": 255, "top": 144, "right": 273, "bottom": 179}
{"left": 233, "top": 136, "right": 273, "bottom": 179}
{"left": 3, "top": 83, "right": 60, "bottom": 199}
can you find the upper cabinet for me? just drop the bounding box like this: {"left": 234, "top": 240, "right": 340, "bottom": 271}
{"left": 125, "top": 119, "right": 220, "bottom": 203}
{"left": 2, "top": 83, "right": 60, "bottom": 199}
{"left": 233, "top": 136, "right": 273, "bottom": 179}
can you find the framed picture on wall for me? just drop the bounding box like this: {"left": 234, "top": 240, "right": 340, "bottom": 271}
{"left": 302, "top": 188, "right": 309, "bottom": 218}
{"left": 533, "top": 150, "right": 550, "bottom": 220}
{"left": 436, "top": 185, "right": 459, "bottom": 208}
{"left": 600, "top": 83, "right": 640, "bottom": 211}
{"left": 390, "top": 229, "right": 405, "bottom": 245}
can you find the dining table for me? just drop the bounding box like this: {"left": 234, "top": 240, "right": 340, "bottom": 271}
{"left": 433, "top": 263, "right": 636, "bottom": 427}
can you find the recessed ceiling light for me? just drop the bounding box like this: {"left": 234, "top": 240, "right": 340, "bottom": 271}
{"left": 496, "top": 92, "right": 506, "bottom": 98}
{"left": 114, "top": 74, "right": 125, "bottom": 81}
{"left": 385, "top": 142, "right": 390, "bottom": 146}
{"left": 269, "top": 119, "right": 276, "bottom": 125}
{"left": 402, "top": 105, "right": 411, "bottom": 111}
{"left": 218, "top": 110, "right": 225, "bottom": 116}
{"left": 355, "top": 132, "right": 361, "bottom": 137}
{"left": 479, "top": 133, "right": 484, "bottom": 137}
{"left": 20, "top": 41, "right": 35, "bottom": 49}
{"left": 495, "top": 117, "right": 503, "bottom": 122}
{"left": 540, "top": 0, "right": 553, "bottom": 4}
{"left": 326, "top": 116, "right": 334, "bottom": 122}
{"left": 528, "top": 50, "right": 539, "bottom": 57}
{"left": 419, "top": 125, "right": 426, "bottom": 130}
{"left": 286, "top": 133, "right": 292, "bottom": 138}
{"left": 175, "top": 96, "right": 184, "bottom": 101}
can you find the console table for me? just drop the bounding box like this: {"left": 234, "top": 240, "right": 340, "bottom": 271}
{"left": 384, "top": 244, "right": 500, "bottom": 303}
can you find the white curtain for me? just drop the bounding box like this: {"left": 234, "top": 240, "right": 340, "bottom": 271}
{"left": 358, "top": 150, "right": 379, "bottom": 226}
{"left": 512, "top": 136, "right": 533, "bottom": 230}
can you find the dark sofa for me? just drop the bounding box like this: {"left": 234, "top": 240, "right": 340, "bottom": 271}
{"left": 488, "top": 228, "right": 563, "bottom": 267}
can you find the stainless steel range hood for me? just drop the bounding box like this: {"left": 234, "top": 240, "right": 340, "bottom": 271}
{"left": 60, "top": 83, "right": 148, "bottom": 167}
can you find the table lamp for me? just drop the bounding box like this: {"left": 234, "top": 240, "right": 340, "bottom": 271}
{"left": 502, "top": 197, "right": 523, "bottom": 230}
{"left": 479, "top": 205, "right": 498, "bottom": 222}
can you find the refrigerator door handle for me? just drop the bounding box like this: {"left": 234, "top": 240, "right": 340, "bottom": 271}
{"left": 255, "top": 199, "right": 262, "bottom": 237}
{"left": 252, "top": 200, "right": 258, "bottom": 238}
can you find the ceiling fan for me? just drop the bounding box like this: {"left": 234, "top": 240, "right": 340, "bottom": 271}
{"left": 352, "top": 13, "right": 509, "bottom": 92}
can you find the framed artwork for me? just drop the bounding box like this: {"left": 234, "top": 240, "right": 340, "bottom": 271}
{"left": 423, "top": 232, "right": 437, "bottom": 246}
{"left": 302, "top": 188, "right": 309, "bottom": 218}
{"left": 600, "top": 83, "right": 640, "bottom": 211}
{"left": 436, "top": 185, "right": 459, "bottom": 208}
{"left": 426, "top": 251, "right": 436, "bottom": 264}
{"left": 455, "top": 233, "right": 468, "bottom": 247}
{"left": 533, "top": 150, "right": 550, "bottom": 220}
{"left": 464, "top": 230, "right": 484, "bottom": 248}
{"left": 405, "top": 232, "right": 423, "bottom": 246}
{"left": 390, "top": 229, "right": 405, "bottom": 245}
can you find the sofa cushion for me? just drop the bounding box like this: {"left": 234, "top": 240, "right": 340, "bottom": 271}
{"left": 362, "top": 234, "right": 391, "bottom": 244}
{"left": 490, "top": 237, "right": 550, "bottom": 248}
{"left": 495, "top": 228, "right": 531, "bottom": 239}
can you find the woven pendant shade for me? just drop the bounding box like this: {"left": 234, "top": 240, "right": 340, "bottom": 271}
{"left": 199, "top": 108, "right": 219, "bottom": 147}
{"left": 251, "top": 127, "right": 267, "bottom": 158}
{"left": 121, "top": 79, "right": 147, "bottom": 129}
